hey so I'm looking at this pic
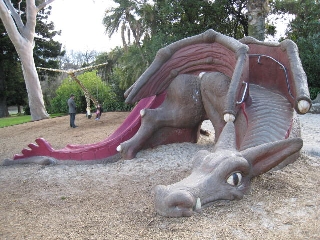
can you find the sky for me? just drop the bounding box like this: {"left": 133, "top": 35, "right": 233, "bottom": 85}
{"left": 48, "top": 0, "right": 122, "bottom": 53}
{"left": 48, "top": 0, "right": 292, "bottom": 53}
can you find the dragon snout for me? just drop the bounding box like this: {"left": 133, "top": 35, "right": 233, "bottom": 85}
{"left": 154, "top": 185, "right": 200, "bottom": 217}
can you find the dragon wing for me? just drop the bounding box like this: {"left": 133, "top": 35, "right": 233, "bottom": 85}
{"left": 125, "top": 29, "right": 249, "bottom": 117}
{"left": 240, "top": 36, "right": 311, "bottom": 114}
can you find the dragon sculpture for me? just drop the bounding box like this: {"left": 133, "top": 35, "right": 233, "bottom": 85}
{"left": 3, "top": 29, "right": 311, "bottom": 218}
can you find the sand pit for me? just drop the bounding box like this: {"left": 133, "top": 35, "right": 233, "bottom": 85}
{"left": 0, "top": 112, "right": 319, "bottom": 239}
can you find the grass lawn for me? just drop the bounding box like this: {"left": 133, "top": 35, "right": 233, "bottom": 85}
{"left": 0, "top": 113, "right": 66, "bottom": 128}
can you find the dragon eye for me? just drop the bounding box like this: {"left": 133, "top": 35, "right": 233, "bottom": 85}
{"left": 227, "top": 172, "right": 243, "bottom": 186}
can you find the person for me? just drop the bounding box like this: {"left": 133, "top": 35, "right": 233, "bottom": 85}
{"left": 95, "top": 104, "right": 102, "bottom": 120}
{"left": 68, "top": 94, "right": 77, "bottom": 128}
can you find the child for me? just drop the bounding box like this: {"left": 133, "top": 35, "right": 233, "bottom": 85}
{"left": 95, "top": 104, "right": 102, "bottom": 120}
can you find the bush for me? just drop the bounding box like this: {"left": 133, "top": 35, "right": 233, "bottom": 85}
{"left": 48, "top": 71, "right": 125, "bottom": 114}
{"left": 295, "top": 34, "right": 320, "bottom": 99}
{"left": 47, "top": 71, "right": 133, "bottom": 113}
{"left": 309, "top": 87, "right": 320, "bottom": 100}
{"left": 104, "top": 101, "right": 134, "bottom": 112}
{"left": 23, "top": 105, "right": 30, "bottom": 115}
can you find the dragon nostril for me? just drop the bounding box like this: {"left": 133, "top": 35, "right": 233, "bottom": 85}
{"left": 167, "top": 190, "right": 195, "bottom": 210}
{"left": 154, "top": 186, "right": 196, "bottom": 217}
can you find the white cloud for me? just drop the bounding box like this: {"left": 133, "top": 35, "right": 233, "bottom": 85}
{"left": 48, "top": 0, "right": 122, "bottom": 52}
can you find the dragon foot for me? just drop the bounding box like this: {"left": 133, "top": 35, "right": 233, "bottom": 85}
{"left": 116, "top": 141, "right": 140, "bottom": 160}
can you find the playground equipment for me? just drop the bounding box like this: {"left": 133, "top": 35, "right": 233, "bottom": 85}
{"left": 38, "top": 63, "right": 107, "bottom": 118}
{"left": 3, "top": 30, "right": 312, "bottom": 218}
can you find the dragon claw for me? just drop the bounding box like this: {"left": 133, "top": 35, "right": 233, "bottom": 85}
{"left": 224, "top": 113, "right": 235, "bottom": 122}
{"left": 298, "top": 100, "right": 310, "bottom": 114}
{"left": 116, "top": 145, "right": 122, "bottom": 152}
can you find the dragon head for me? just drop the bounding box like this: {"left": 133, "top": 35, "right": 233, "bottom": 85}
{"left": 154, "top": 121, "right": 303, "bottom": 217}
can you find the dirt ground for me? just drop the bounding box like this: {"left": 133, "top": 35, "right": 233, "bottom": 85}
{"left": 0, "top": 112, "right": 319, "bottom": 239}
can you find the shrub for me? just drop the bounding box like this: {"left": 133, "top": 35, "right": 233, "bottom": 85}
{"left": 48, "top": 71, "right": 119, "bottom": 114}
{"left": 23, "top": 105, "right": 30, "bottom": 115}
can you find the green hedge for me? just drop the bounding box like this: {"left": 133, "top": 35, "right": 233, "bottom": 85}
{"left": 48, "top": 71, "right": 132, "bottom": 114}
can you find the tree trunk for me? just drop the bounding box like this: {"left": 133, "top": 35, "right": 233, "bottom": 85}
{"left": 121, "top": 22, "right": 128, "bottom": 51}
{"left": 0, "top": 83, "right": 9, "bottom": 118}
{"left": 247, "top": 0, "right": 269, "bottom": 41}
{"left": 0, "top": 0, "right": 54, "bottom": 121}
{"left": 0, "top": 101, "right": 8, "bottom": 117}
{"left": 18, "top": 43, "right": 49, "bottom": 121}
{"left": 0, "top": 60, "right": 9, "bottom": 118}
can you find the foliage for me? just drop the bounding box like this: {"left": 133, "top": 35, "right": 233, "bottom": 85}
{"left": 7, "top": 1, "right": 65, "bottom": 74}
{"left": 104, "top": 97, "right": 134, "bottom": 112}
{"left": 273, "top": 0, "right": 320, "bottom": 97}
{"left": 273, "top": 0, "right": 320, "bottom": 41}
{"left": 111, "top": 45, "right": 147, "bottom": 90}
{"left": 23, "top": 105, "right": 30, "bottom": 115}
{"left": 140, "top": 0, "right": 249, "bottom": 48}
{"left": 60, "top": 50, "right": 98, "bottom": 70}
{"left": 103, "top": 0, "right": 154, "bottom": 49}
{"left": 34, "top": 5, "right": 65, "bottom": 72}
{"left": 0, "top": 11, "right": 27, "bottom": 117}
{"left": 102, "top": 0, "right": 318, "bottom": 101}
{"left": 0, "top": 1, "right": 64, "bottom": 118}
{"left": 94, "top": 48, "right": 124, "bottom": 84}
{"left": 94, "top": 52, "right": 112, "bottom": 83}
{"left": 48, "top": 71, "right": 129, "bottom": 114}
{"left": 103, "top": 0, "right": 250, "bottom": 90}
{"left": 153, "top": 0, "right": 248, "bottom": 42}
{"left": 296, "top": 33, "right": 320, "bottom": 99}
{"left": 309, "top": 87, "right": 320, "bottom": 100}
{"left": 0, "top": 49, "right": 27, "bottom": 112}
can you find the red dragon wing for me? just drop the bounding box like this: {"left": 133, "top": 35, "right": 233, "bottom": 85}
{"left": 240, "top": 36, "right": 311, "bottom": 114}
{"left": 125, "top": 29, "right": 249, "bottom": 117}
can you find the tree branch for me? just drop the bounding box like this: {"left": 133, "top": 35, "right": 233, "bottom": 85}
{"left": 24, "top": 0, "right": 39, "bottom": 41}
{"left": 37, "top": 0, "right": 55, "bottom": 12}
{"left": 18, "top": 0, "right": 22, "bottom": 15}
{"left": 3, "top": 0, "right": 24, "bottom": 31}
{"left": 0, "top": 0, "right": 23, "bottom": 44}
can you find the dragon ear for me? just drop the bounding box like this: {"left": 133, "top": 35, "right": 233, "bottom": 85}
{"left": 213, "top": 121, "right": 237, "bottom": 151}
{"left": 241, "top": 138, "right": 303, "bottom": 177}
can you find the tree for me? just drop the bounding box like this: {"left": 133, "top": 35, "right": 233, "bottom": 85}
{"left": 0, "top": 60, "right": 8, "bottom": 117}
{"left": 0, "top": 0, "right": 56, "bottom": 120}
{"left": 49, "top": 71, "right": 117, "bottom": 114}
{"left": 1, "top": 60, "right": 27, "bottom": 115}
{"left": 104, "top": 0, "right": 250, "bottom": 90}
{"left": 146, "top": 0, "right": 249, "bottom": 44}
{"left": 0, "top": 15, "right": 21, "bottom": 117}
{"left": 295, "top": 33, "right": 320, "bottom": 99}
{"left": 273, "top": 0, "right": 320, "bottom": 98}
{"left": 60, "top": 50, "right": 98, "bottom": 70}
{"left": 273, "top": 0, "right": 320, "bottom": 41}
{"left": 33, "top": 4, "right": 64, "bottom": 80}
{"left": 103, "top": 0, "right": 151, "bottom": 66}
{"left": 103, "top": 0, "right": 143, "bottom": 50}
{"left": 247, "top": 0, "right": 269, "bottom": 40}
{"left": 113, "top": 44, "right": 146, "bottom": 89}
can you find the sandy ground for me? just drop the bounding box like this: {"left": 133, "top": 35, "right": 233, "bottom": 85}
{"left": 0, "top": 112, "right": 319, "bottom": 239}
